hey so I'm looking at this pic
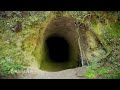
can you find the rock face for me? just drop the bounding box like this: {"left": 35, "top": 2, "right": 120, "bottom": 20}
{"left": 77, "top": 23, "right": 107, "bottom": 64}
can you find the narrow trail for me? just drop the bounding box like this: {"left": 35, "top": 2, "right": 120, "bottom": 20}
{"left": 15, "top": 67, "right": 87, "bottom": 79}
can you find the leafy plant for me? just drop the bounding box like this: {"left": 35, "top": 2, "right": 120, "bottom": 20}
{"left": 0, "top": 58, "right": 26, "bottom": 77}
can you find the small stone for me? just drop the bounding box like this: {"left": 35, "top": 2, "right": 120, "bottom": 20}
{"left": 11, "top": 21, "right": 22, "bottom": 33}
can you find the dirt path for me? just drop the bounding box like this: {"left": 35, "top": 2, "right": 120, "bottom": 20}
{"left": 15, "top": 67, "right": 87, "bottom": 79}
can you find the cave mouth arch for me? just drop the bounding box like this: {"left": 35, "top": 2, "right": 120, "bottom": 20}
{"left": 39, "top": 16, "right": 80, "bottom": 71}
{"left": 45, "top": 35, "right": 70, "bottom": 63}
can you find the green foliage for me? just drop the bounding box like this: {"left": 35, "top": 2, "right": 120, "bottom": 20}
{"left": 84, "top": 67, "right": 96, "bottom": 79}
{"left": 85, "top": 61, "right": 120, "bottom": 79}
{"left": 66, "top": 11, "right": 88, "bottom": 22}
{"left": 84, "top": 12, "right": 120, "bottom": 79}
{"left": 0, "top": 58, "right": 26, "bottom": 77}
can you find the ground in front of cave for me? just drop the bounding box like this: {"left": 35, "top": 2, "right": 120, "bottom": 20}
{"left": 12, "top": 67, "right": 86, "bottom": 79}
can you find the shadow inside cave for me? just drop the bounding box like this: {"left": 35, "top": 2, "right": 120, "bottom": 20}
{"left": 45, "top": 35, "right": 70, "bottom": 63}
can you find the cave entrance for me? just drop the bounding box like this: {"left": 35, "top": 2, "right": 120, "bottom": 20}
{"left": 46, "top": 35, "right": 70, "bottom": 63}
{"left": 39, "top": 16, "right": 80, "bottom": 71}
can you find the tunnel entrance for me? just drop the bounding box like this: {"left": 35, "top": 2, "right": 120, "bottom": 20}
{"left": 34, "top": 16, "right": 107, "bottom": 71}
{"left": 45, "top": 36, "right": 70, "bottom": 63}
{"left": 39, "top": 16, "right": 80, "bottom": 71}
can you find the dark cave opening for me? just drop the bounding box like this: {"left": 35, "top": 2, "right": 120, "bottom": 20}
{"left": 45, "top": 36, "right": 70, "bottom": 63}
{"left": 39, "top": 17, "right": 81, "bottom": 71}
